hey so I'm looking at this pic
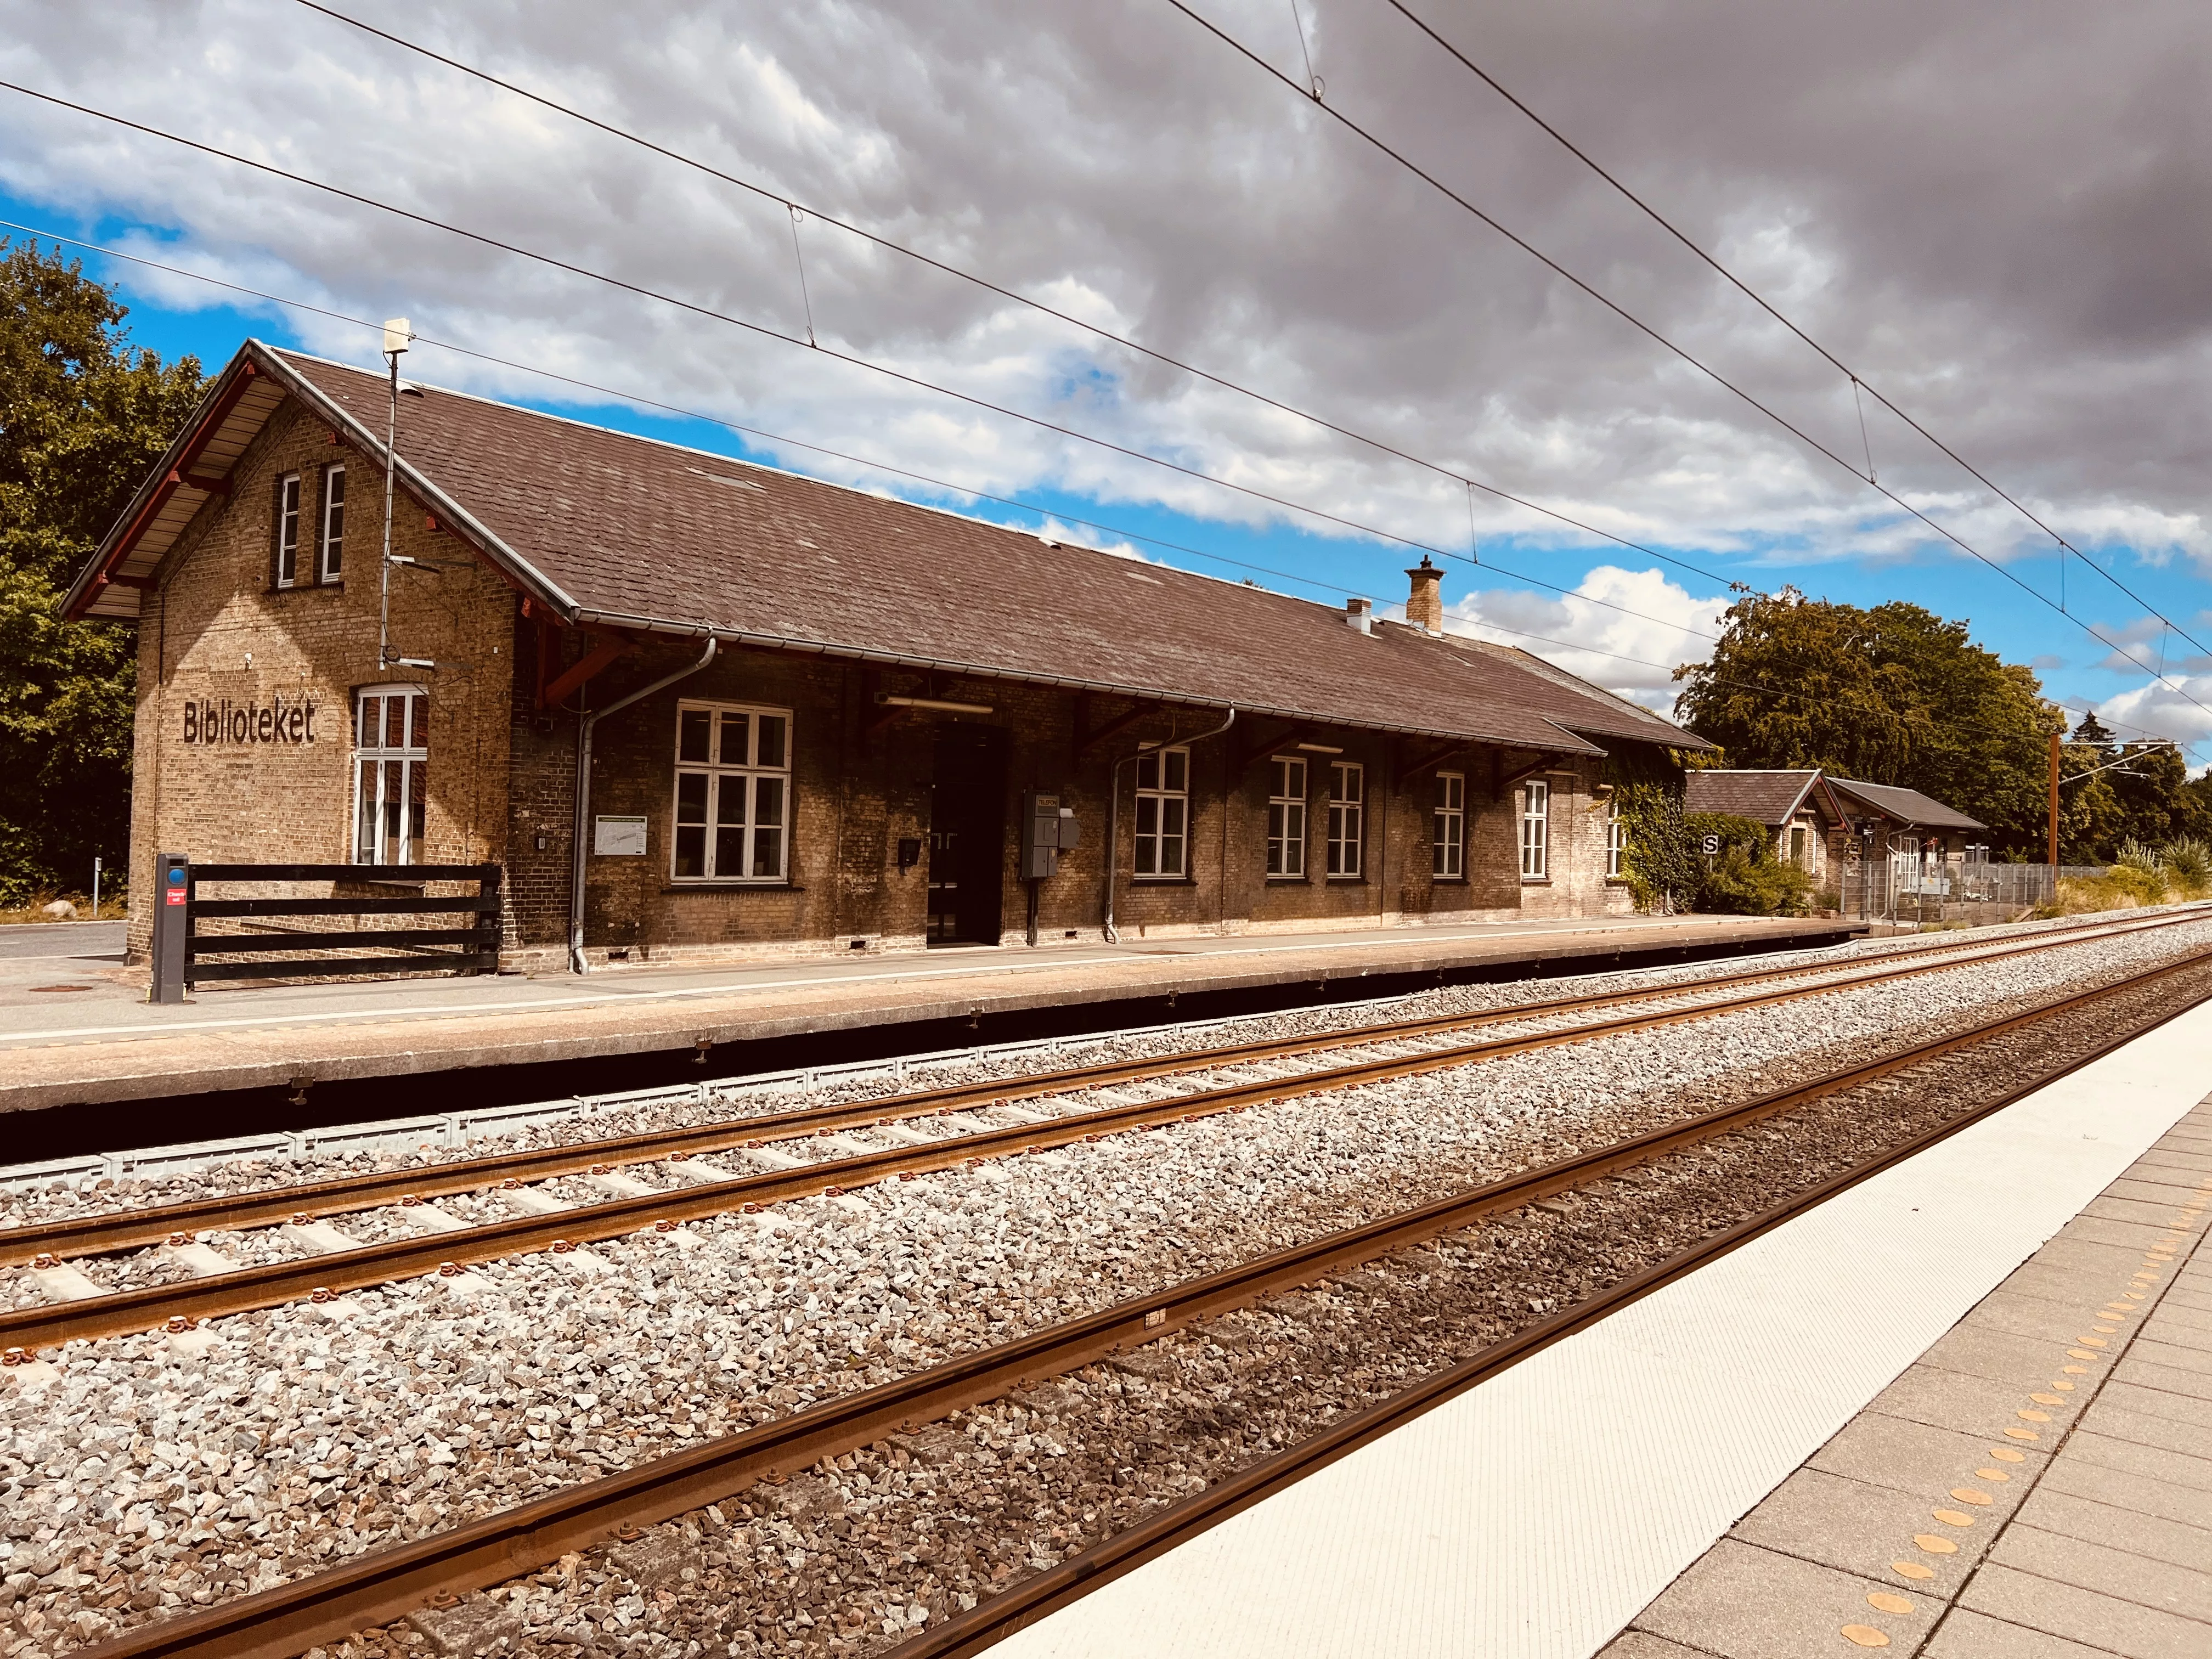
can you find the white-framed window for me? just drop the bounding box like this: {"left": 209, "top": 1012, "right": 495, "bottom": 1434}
{"left": 1607, "top": 796, "right": 1628, "bottom": 879}
{"left": 275, "top": 471, "right": 302, "bottom": 588}
{"left": 317, "top": 463, "right": 346, "bottom": 583}
{"left": 1133, "top": 746, "right": 1189, "bottom": 878}
{"left": 1433, "top": 770, "right": 1465, "bottom": 879}
{"left": 1327, "top": 760, "right": 1364, "bottom": 878}
{"left": 672, "top": 701, "right": 791, "bottom": 882}
{"left": 1267, "top": 756, "right": 1307, "bottom": 877}
{"left": 1520, "top": 780, "right": 1549, "bottom": 880}
{"left": 1788, "top": 825, "right": 1808, "bottom": 868}
{"left": 353, "top": 684, "right": 427, "bottom": 866}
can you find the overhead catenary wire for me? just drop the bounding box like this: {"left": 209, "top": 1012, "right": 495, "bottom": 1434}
{"left": 1376, "top": 0, "right": 2211, "bottom": 666}
{"left": 10, "top": 218, "right": 2186, "bottom": 765}
{"left": 286, "top": 0, "right": 1741, "bottom": 595}
{"left": 289, "top": 0, "right": 2209, "bottom": 752}
{"left": 1164, "top": 0, "right": 2212, "bottom": 732}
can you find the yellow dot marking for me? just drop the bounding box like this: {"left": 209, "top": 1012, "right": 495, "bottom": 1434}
{"left": 2095, "top": 1324, "right": 2120, "bottom": 1332}
{"left": 1988, "top": 1447, "right": 2026, "bottom": 1462}
{"left": 2050, "top": 1381, "right": 2074, "bottom": 1392}
{"left": 2017, "top": 1409, "right": 2050, "bottom": 1423}
{"left": 1866, "top": 1591, "right": 1914, "bottom": 1614}
{"left": 1839, "top": 1626, "right": 1891, "bottom": 1649}
{"left": 2006, "top": 1427, "right": 2040, "bottom": 1442}
{"left": 2079, "top": 1337, "right": 2108, "bottom": 1347}
{"left": 1976, "top": 1469, "right": 2010, "bottom": 1482}
{"left": 1916, "top": 1534, "right": 1960, "bottom": 1554}
{"left": 2063, "top": 1364, "right": 2089, "bottom": 1374}
{"left": 2125, "top": 1291, "right": 2147, "bottom": 1300}
{"left": 1951, "top": 1488, "right": 1993, "bottom": 1505}
{"left": 2031, "top": 1393, "right": 2063, "bottom": 1406}
{"left": 2067, "top": 1350, "right": 2098, "bottom": 1361}
{"left": 1892, "top": 1560, "right": 1934, "bottom": 1581}
{"left": 1933, "top": 1508, "right": 1975, "bottom": 1526}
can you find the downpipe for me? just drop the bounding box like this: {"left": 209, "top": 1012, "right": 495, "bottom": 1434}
{"left": 1102, "top": 707, "right": 1235, "bottom": 946}
{"left": 569, "top": 635, "right": 719, "bottom": 974}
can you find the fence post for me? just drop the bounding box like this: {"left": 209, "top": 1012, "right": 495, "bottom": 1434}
{"left": 477, "top": 863, "right": 503, "bottom": 974}
{"left": 148, "top": 852, "right": 191, "bottom": 1005}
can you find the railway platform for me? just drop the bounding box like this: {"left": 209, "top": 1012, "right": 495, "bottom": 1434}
{"left": 0, "top": 911, "right": 1853, "bottom": 1130}
{"left": 984, "top": 996, "right": 2212, "bottom": 1658}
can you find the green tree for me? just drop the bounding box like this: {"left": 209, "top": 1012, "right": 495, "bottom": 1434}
{"left": 1673, "top": 589, "right": 2065, "bottom": 851}
{"left": 0, "top": 238, "right": 202, "bottom": 902}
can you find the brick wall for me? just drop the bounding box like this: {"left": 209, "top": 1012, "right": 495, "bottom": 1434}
{"left": 125, "top": 397, "right": 515, "bottom": 960}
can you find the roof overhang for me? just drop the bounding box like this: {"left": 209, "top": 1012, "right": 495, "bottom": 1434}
{"left": 570, "top": 603, "right": 1609, "bottom": 755}
{"left": 64, "top": 340, "right": 578, "bottom": 623}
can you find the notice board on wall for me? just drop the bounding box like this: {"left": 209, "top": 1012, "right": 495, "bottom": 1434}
{"left": 593, "top": 815, "right": 648, "bottom": 856}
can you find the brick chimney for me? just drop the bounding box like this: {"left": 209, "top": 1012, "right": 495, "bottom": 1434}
{"left": 1404, "top": 555, "right": 1444, "bottom": 633}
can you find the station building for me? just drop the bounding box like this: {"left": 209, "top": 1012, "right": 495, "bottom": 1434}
{"left": 65, "top": 341, "right": 1706, "bottom": 973}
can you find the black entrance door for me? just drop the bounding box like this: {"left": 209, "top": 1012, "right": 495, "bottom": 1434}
{"left": 926, "top": 725, "right": 1009, "bottom": 946}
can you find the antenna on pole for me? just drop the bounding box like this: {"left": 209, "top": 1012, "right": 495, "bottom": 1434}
{"left": 377, "top": 318, "right": 435, "bottom": 673}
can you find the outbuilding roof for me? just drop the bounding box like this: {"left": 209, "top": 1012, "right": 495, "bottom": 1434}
{"left": 67, "top": 340, "right": 1708, "bottom": 756}
{"left": 1822, "top": 776, "right": 1987, "bottom": 832}
{"left": 1682, "top": 769, "right": 1830, "bottom": 827}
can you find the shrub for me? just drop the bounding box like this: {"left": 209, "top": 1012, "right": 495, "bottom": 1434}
{"left": 2159, "top": 836, "right": 2211, "bottom": 887}
{"left": 2117, "top": 839, "right": 2162, "bottom": 873}
{"left": 1681, "top": 812, "right": 1816, "bottom": 917}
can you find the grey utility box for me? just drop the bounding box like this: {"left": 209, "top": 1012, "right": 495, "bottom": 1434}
{"left": 149, "top": 852, "right": 191, "bottom": 1005}
{"left": 1020, "top": 792, "right": 1082, "bottom": 879}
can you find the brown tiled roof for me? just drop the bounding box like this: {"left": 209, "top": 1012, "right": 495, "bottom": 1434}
{"left": 1441, "top": 636, "right": 1704, "bottom": 748}
{"left": 1683, "top": 769, "right": 1826, "bottom": 826}
{"left": 1823, "top": 777, "right": 1986, "bottom": 832}
{"left": 73, "top": 341, "right": 1713, "bottom": 755}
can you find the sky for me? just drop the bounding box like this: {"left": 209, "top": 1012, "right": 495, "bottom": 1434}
{"left": 5, "top": 0, "right": 2210, "bottom": 758}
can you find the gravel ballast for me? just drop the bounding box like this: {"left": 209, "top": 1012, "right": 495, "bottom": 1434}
{"left": 0, "top": 913, "right": 2204, "bottom": 1657}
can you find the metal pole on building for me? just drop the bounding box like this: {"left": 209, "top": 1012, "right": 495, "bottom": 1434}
{"left": 377, "top": 319, "right": 410, "bottom": 674}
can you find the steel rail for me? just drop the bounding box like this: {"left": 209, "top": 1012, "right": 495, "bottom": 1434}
{"left": 896, "top": 951, "right": 2212, "bottom": 1658}
{"left": 61, "top": 947, "right": 2212, "bottom": 1659}
{"left": 4, "top": 907, "right": 2193, "bottom": 1268}
{"left": 4, "top": 917, "right": 2196, "bottom": 1354}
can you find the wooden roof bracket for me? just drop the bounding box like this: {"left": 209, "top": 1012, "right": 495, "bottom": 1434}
{"left": 539, "top": 629, "right": 636, "bottom": 712}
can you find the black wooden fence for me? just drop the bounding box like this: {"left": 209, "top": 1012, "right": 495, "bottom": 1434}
{"left": 184, "top": 862, "right": 503, "bottom": 986}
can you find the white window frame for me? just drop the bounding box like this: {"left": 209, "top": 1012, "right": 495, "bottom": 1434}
{"left": 1327, "top": 760, "right": 1364, "bottom": 879}
{"left": 1266, "top": 755, "right": 1307, "bottom": 878}
{"left": 1432, "top": 770, "right": 1465, "bottom": 879}
{"left": 1606, "top": 795, "right": 1628, "bottom": 880}
{"left": 1520, "top": 779, "right": 1550, "bottom": 881}
{"left": 352, "top": 683, "right": 427, "bottom": 866}
{"left": 1132, "top": 746, "right": 1189, "bottom": 879}
{"left": 317, "top": 462, "right": 346, "bottom": 583}
{"left": 671, "top": 699, "right": 792, "bottom": 883}
{"left": 275, "top": 471, "right": 302, "bottom": 588}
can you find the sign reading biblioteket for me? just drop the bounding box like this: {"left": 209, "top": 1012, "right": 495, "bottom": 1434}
{"left": 182, "top": 693, "right": 321, "bottom": 747}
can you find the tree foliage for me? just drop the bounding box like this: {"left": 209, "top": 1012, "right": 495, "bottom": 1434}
{"left": 0, "top": 239, "right": 202, "bottom": 900}
{"left": 1674, "top": 589, "right": 2066, "bottom": 850}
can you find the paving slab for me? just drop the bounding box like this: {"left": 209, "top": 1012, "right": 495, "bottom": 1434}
{"left": 1596, "top": 1093, "right": 2212, "bottom": 1659}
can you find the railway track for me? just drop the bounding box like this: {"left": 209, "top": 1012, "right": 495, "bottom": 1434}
{"left": 56, "top": 935, "right": 2212, "bottom": 1659}
{"left": 3, "top": 909, "right": 2200, "bottom": 1357}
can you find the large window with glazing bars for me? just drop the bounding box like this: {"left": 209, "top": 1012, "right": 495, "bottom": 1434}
{"left": 1267, "top": 755, "right": 1307, "bottom": 877}
{"left": 1433, "top": 770, "right": 1465, "bottom": 879}
{"left": 673, "top": 702, "right": 791, "bottom": 882}
{"left": 1133, "top": 746, "right": 1189, "bottom": 878}
{"left": 1327, "top": 760, "right": 1364, "bottom": 878}
{"left": 1520, "top": 779, "right": 1549, "bottom": 880}
{"left": 1608, "top": 797, "right": 1628, "bottom": 879}
{"left": 353, "top": 684, "right": 426, "bottom": 865}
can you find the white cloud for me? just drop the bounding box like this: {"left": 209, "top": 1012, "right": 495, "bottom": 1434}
{"left": 1441, "top": 565, "right": 1729, "bottom": 713}
{"left": 1, "top": 0, "right": 2210, "bottom": 585}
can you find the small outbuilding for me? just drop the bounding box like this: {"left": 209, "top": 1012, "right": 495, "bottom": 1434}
{"left": 67, "top": 340, "right": 1709, "bottom": 971}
